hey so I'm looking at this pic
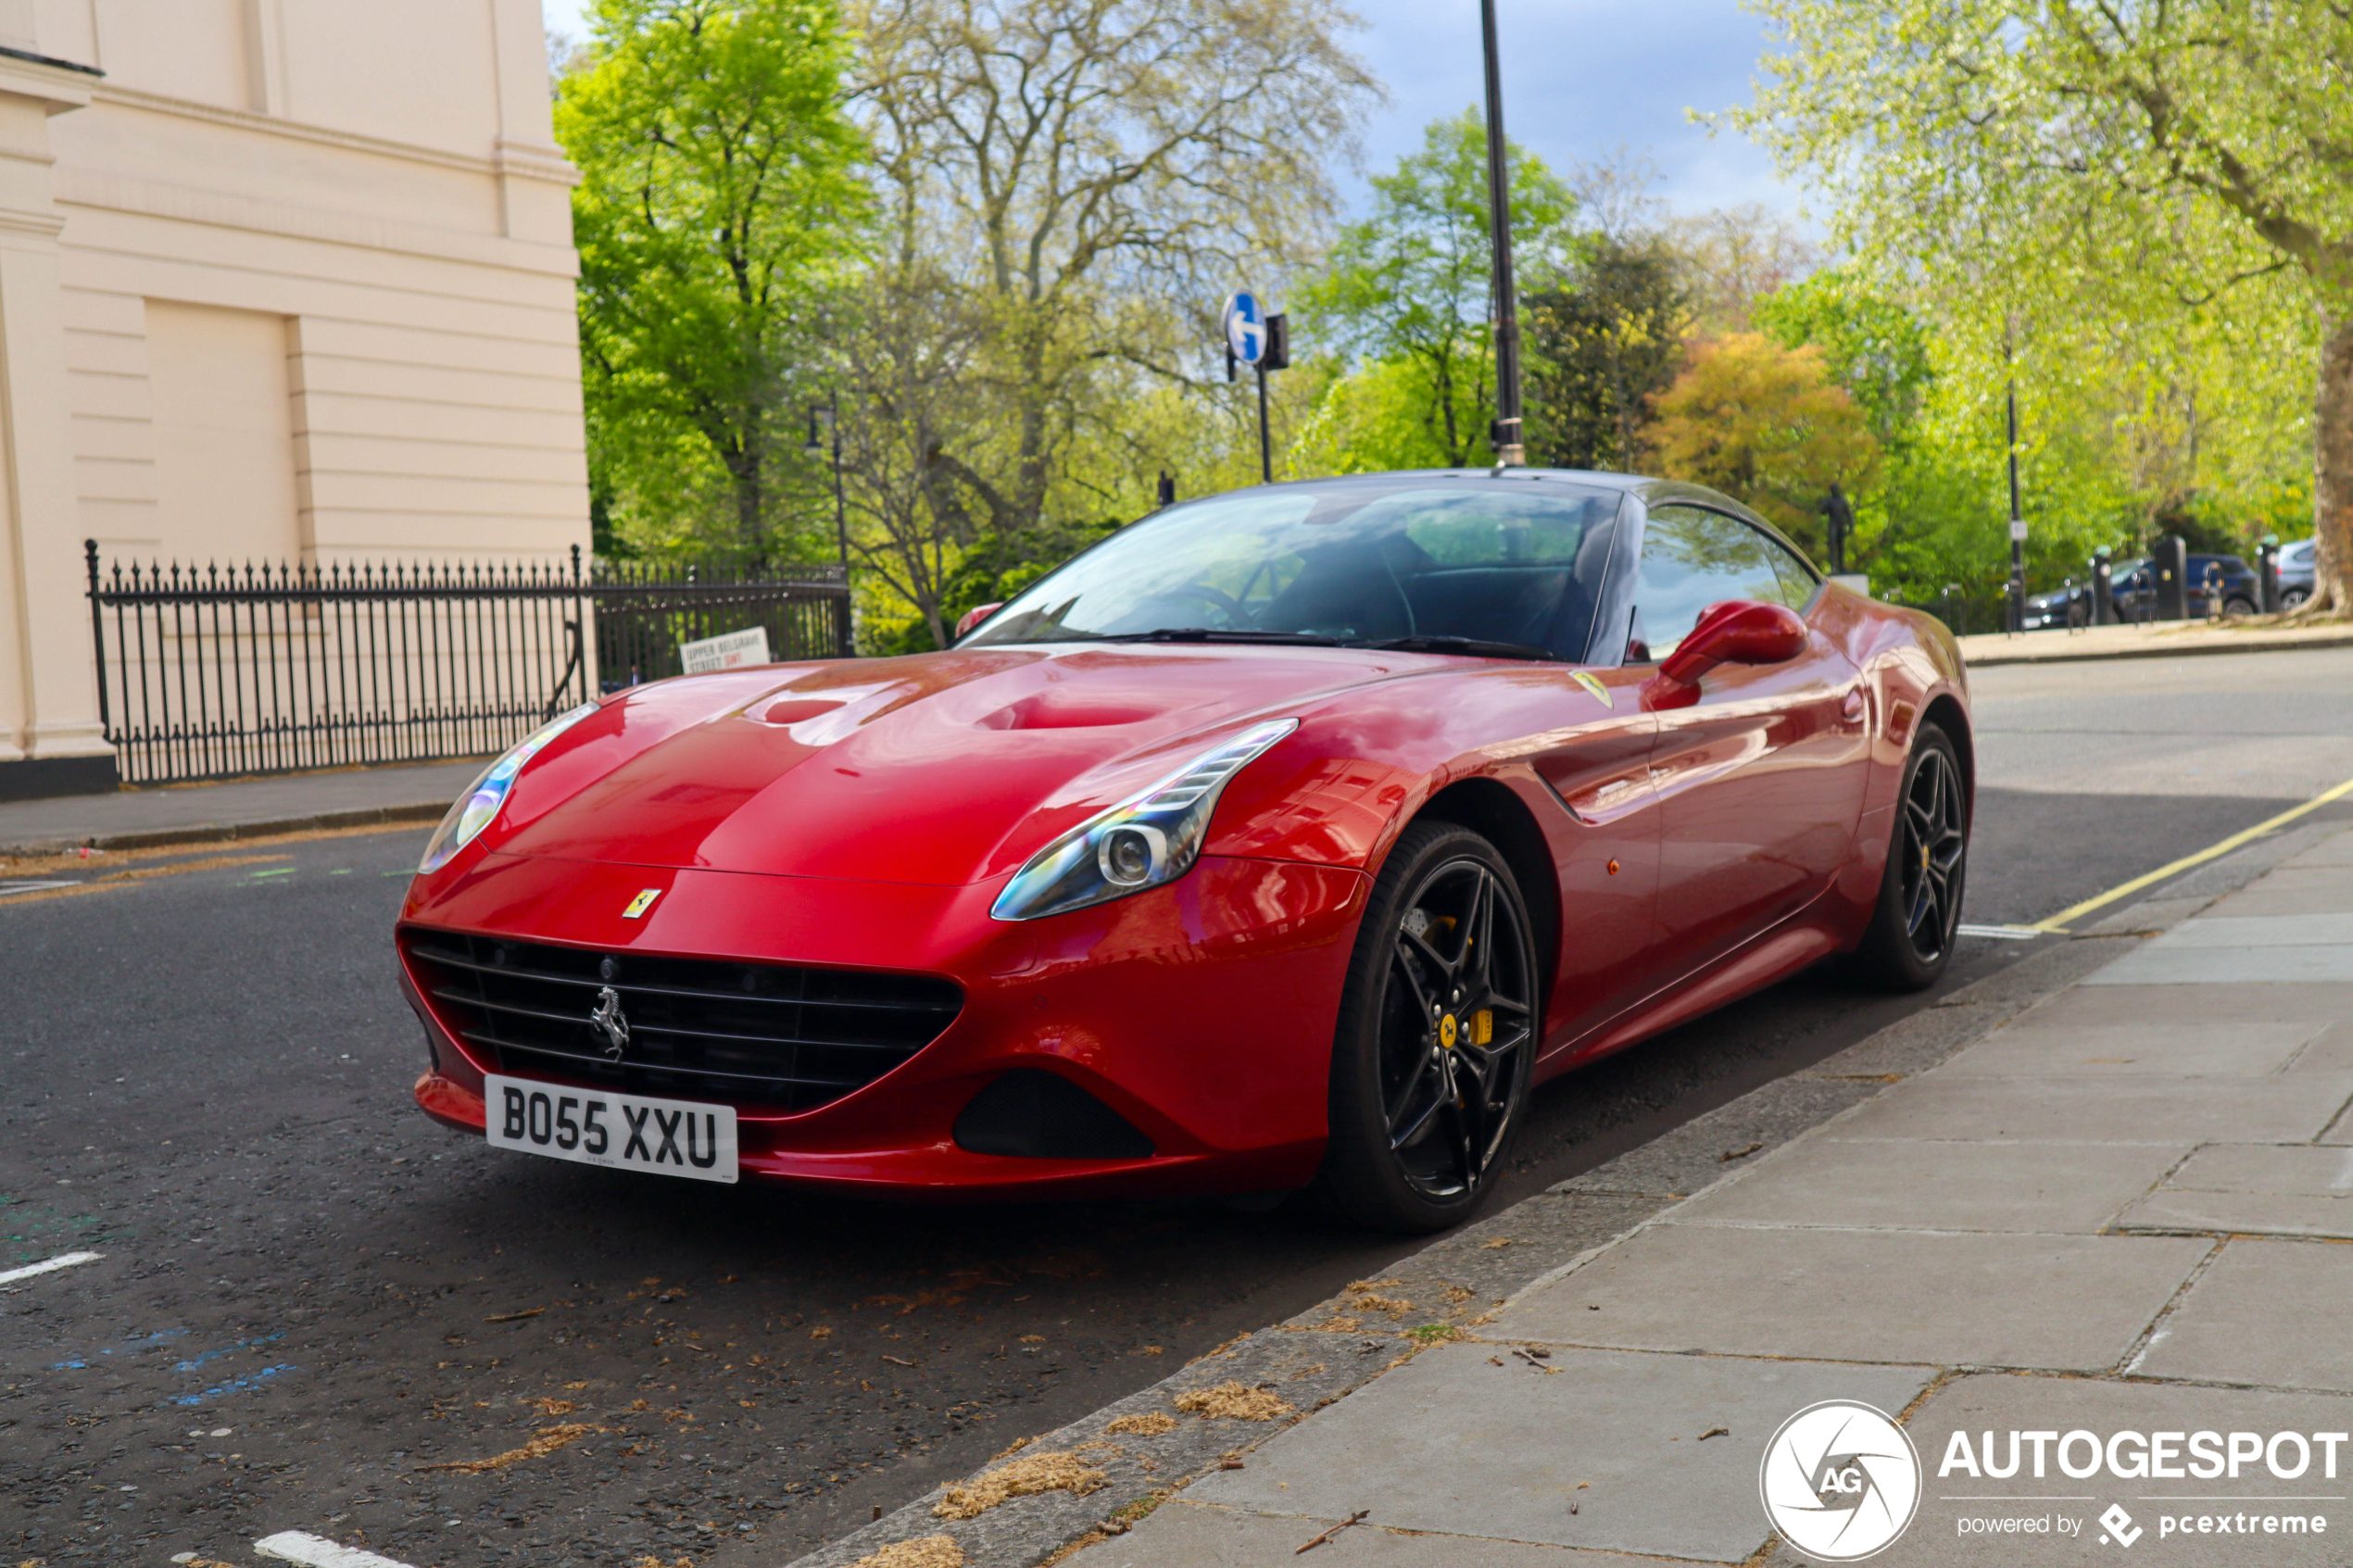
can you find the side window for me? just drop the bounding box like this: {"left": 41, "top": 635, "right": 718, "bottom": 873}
{"left": 1629, "top": 505, "right": 1817, "bottom": 659}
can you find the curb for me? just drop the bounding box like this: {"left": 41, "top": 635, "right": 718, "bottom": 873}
{"left": 785, "top": 814, "right": 2347, "bottom": 1568}
{"left": 0, "top": 800, "right": 447, "bottom": 859}
{"left": 1959, "top": 627, "right": 2353, "bottom": 668}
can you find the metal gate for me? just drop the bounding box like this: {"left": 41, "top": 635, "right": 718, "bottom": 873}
{"left": 85, "top": 542, "right": 853, "bottom": 785}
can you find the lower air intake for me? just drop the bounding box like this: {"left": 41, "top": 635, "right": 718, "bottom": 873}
{"left": 954, "top": 1069, "right": 1155, "bottom": 1160}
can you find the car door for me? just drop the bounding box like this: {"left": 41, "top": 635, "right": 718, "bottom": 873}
{"left": 1525, "top": 661, "right": 1664, "bottom": 1045}
{"left": 1632, "top": 504, "right": 1870, "bottom": 972}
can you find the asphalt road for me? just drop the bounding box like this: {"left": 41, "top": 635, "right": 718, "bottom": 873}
{"left": 7, "top": 645, "right": 2353, "bottom": 1568}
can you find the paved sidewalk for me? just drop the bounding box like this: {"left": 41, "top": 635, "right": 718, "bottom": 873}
{"left": 0, "top": 759, "right": 479, "bottom": 854}
{"left": 1052, "top": 828, "right": 2353, "bottom": 1567}
{"left": 1958, "top": 616, "right": 2353, "bottom": 667}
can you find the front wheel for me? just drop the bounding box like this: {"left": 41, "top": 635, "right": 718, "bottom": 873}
{"left": 1847, "top": 725, "right": 1969, "bottom": 991}
{"left": 1315, "top": 822, "right": 1539, "bottom": 1233}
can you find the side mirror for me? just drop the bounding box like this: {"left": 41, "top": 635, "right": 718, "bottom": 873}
{"left": 1649, "top": 599, "right": 1807, "bottom": 703}
{"left": 953, "top": 601, "right": 1004, "bottom": 641}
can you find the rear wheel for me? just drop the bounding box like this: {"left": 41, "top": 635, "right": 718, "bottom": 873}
{"left": 1315, "top": 822, "right": 1538, "bottom": 1233}
{"left": 1848, "top": 725, "right": 1969, "bottom": 991}
{"left": 2225, "top": 596, "right": 2258, "bottom": 618}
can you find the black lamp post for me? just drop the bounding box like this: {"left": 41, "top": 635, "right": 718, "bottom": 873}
{"left": 804, "top": 395, "right": 849, "bottom": 571}
{"left": 1478, "top": 0, "right": 1524, "bottom": 468}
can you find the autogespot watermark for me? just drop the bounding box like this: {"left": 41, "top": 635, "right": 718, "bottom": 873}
{"left": 1762, "top": 1411, "right": 2347, "bottom": 1559}
{"left": 1939, "top": 1428, "right": 2344, "bottom": 1549}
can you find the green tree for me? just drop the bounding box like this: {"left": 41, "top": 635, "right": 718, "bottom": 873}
{"left": 1648, "top": 333, "right": 1882, "bottom": 554}
{"left": 851, "top": 0, "right": 1374, "bottom": 563}
{"left": 1523, "top": 237, "right": 1691, "bottom": 470}
{"left": 1301, "top": 110, "right": 1579, "bottom": 468}
{"left": 1734, "top": 0, "right": 2353, "bottom": 608}
{"left": 559, "top": 0, "right": 869, "bottom": 562}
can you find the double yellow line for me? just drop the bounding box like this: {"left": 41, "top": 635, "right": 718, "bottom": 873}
{"left": 2032, "top": 774, "right": 2353, "bottom": 933}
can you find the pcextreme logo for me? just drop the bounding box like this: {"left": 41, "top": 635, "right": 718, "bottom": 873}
{"left": 1760, "top": 1400, "right": 1923, "bottom": 1562}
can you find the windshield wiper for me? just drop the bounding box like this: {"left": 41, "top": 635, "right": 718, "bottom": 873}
{"left": 1095, "top": 628, "right": 1353, "bottom": 646}
{"left": 1354, "top": 634, "right": 1557, "bottom": 661}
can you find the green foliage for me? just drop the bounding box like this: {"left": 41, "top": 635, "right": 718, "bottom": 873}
{"left": 559, "top": 0, "right": 870, "bottom": 563}
{"left": 1732, "top": 0, "right": 2353, "bottom": 606}
{"left": 1523, "top": 236, "right": 1692, "bottom": 470}
{"left": 1751, "top": 274, "right": 1931, "bottom": 451}
{"left": 1301, "top": 110, "right": 1579, "bottom": 469}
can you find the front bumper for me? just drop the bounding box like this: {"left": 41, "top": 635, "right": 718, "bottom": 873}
{"left": 399, "top": 850, "right": 1367, "bottom": 1198}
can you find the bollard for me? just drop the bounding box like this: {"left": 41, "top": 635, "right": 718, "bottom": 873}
{"left": 2090, "top": 550, "right": 2114, "bottom": 626}
{"left": 2260, "top": 534, "right": 2281, "bottom": 613}
{"left": 2155, "top": 534, "right": 2189, "bottom": 621}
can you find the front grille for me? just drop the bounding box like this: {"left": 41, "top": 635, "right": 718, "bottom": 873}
{"left": 402, "top": 928, "right": 964, "bottom": 1112}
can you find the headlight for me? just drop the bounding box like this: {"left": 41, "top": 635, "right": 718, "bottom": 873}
{"left": 990, "top": 719, "right": 1297, "bottom": 922}
{"left": 418, "top": 701, "right": 602, "bottom": 873}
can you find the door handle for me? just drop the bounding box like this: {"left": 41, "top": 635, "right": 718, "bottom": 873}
{"left": 1841, "top": 689, "right": 1866, "bottom": 722}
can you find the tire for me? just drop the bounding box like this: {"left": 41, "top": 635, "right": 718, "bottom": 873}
{"left": 1848, "top": 724, "right": 1969, "bottom": 991}
{"left": 2225, "top": 596, "right": 2257, "bottom": 618}
{"left": 2284, "top": 587, "right": 2311, "bottom": 610}
{"left": 1314, "top": 821, "right": 1540, "bottom": 1233}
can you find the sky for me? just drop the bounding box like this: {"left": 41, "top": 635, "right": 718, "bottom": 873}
{"left": 537, "top": 0, "right": 1805, "bottom": 221}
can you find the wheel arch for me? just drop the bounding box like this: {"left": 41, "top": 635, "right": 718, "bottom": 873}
{"left": 1919, "top": 692, "right": 1975, "bottom": 806}
{"left": 1409, "top": 776, "right": 1563, "bottom": 1029}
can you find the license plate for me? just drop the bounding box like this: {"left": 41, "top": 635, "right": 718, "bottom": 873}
{"left": 484, "top": 1074, "right": 738, "bottom": 1184}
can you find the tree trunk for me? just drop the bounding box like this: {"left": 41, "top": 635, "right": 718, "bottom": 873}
{"left": 2314, "top": 310, "right": 2353, "bottom": 615}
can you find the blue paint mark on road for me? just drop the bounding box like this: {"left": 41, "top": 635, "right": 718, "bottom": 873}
{"left": 169, "top": 1362, "right": 298, "bottom": 1406}
{"left": 173, "top": 1332, "right": 283, "bottom": 1373}
{"left": 50, "top": 1329, "right": 186, "bottom": 1369}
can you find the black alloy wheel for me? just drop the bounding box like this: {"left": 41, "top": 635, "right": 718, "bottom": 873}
{"left": 1317, "top": 822, "right": 1539, "bottom": 1232}
{"left": 1850, "top": 724, "right": 1969, "bottom": 990}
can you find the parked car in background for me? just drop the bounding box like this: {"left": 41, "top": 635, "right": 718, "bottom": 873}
{"left": 2278, "top": 538, "right": 2314, "bottom": 609}
{"left": 2020, "top": 554, "right": 2260, "bottom": 629}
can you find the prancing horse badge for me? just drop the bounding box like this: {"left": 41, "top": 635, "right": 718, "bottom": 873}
{"left": 622, "top": 887, "right": 662, "bottom": 920}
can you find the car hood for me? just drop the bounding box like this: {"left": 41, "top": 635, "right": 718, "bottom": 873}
{"left": 486, "top": 644, "right": 1432, "bottom": 885}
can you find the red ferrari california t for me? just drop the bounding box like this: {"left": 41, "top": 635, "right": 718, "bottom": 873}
{"left": 399, "top": 470, "right": 1969, "bottom": 1230}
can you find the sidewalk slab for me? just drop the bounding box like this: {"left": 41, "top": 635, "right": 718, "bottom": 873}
{"left": 0, "top": 759, "right": 476, "bottom": 853}
{"left": 1080, "top": 1503, "right": 1650, "bottom": 1568}
{"left": 1181, "top": 1343, "right": 1931, "bottom": 1563}
{"left": 2019, "top": 982, "right": 2353, "bottom": 1029}
{"left": 2087, "top": 946, "right": 2353, "bottom": 985}
{"left": 1670, "top": 1136, "right": 2186, "bottom": 1234}
{"left": 1881, "top": 1373, "right": 2353, "bottom": 1566}
{"left": 1827, "top": 1074, "right": 2353, "bottom": 1144}
{"left": 1488, "top": 1224, "right": 2208, "bottom": 1372}
{"left": 1931, "top": 1022, "right": 2322, "bottom": 1078}
{"left": 2116, "top": 1145, "right": 2353, "bottom": 1237}
{"left": 2133, "top": 1239, "right": 2353, "bottom": 1390}
{"left": 2154, "top": 914, "right": 2353, "bottom": 947}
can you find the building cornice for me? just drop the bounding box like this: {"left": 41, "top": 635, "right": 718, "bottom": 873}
{"left": 57, "top": 169, "right": 579, "bottom": 278}
{"left": 90, "top": 84, "right": 580, "bottom": 187}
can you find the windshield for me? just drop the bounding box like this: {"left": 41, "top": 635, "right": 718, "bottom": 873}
{"left": 963, "top": 478, "right": 1624, "bottom": 660}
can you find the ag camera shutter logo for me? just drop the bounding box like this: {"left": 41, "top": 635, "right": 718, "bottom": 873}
{"left": 1760, "top": 1400, "right": 1922, "bottom": 1560}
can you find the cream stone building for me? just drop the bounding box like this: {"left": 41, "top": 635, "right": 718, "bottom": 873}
{"left": 0, "top": 0, "right": 585, "bottom": 799}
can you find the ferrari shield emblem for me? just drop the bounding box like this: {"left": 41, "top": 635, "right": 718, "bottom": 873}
{"left": 622, "top": 887, "right": 662, "bottom": 920}
{"left": 1570, "top": 671, "right": 1613, "bottom": 709}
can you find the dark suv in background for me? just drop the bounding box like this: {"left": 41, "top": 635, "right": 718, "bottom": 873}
{"left": 2020, "top": 554, "right": 2261, "bottom": 629}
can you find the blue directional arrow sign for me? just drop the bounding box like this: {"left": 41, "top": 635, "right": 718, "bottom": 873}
{"left": 1223, "top": 292, "right": 1265, "bottom": 366}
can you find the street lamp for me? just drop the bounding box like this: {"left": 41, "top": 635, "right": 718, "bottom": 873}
{"left": 804, "top": 396, "right": 849, "bottom": 571}
{"left": 1478, "top": 0, "right": 1524, "bottom": 468}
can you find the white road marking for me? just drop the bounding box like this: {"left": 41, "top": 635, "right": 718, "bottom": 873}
{"left": 0, "top": 1249, "right": 103, "bottom": 1286}
{"left": 254, "top": 1531, "right": 421, "bottom": 1568}
{"left": 1957, "top": 922, "right": 2044, "bottom": 940}
{"left": 0, "top": 879, "right": 77, "bottom": 897}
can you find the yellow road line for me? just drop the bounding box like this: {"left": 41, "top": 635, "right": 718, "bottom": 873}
{"left": 2033, "top": 774, "right": 2353, "bottom": 933}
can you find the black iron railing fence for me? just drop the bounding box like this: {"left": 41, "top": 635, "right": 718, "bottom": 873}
{"left": 591, "top": 557, "right": 850, "bottom": 691}
{"left": 85, "top": 542, "right": 852, "bottom": 786}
